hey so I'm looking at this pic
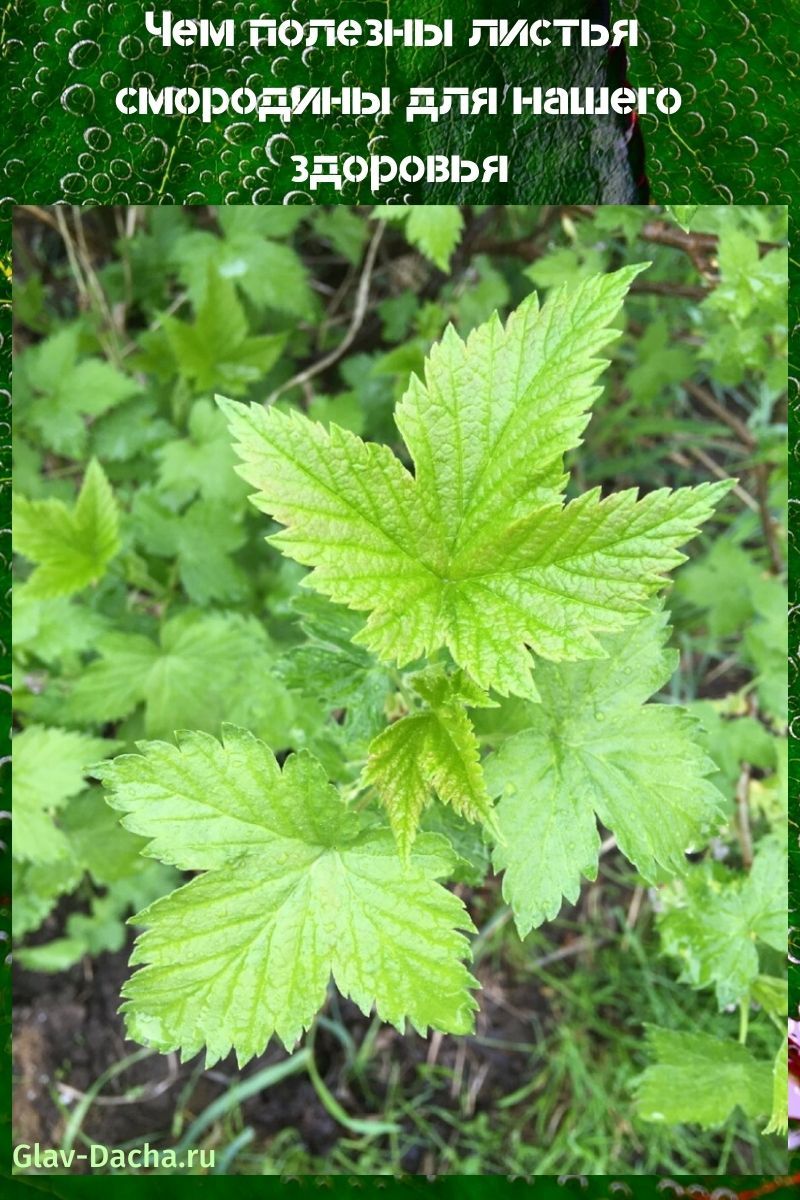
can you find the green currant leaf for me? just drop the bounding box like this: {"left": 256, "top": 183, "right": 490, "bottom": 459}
{"left": 657, "top": 839, "right": 787, "bottom": 1008}
{"left": 66, "top": 610, "right": 295, "bottom": 745}
{"left": 375, "top": 205, "right": 465, "bottom": 271}
{"left": 762, "top": 1038, "right": 788, "bottom": 1136}
{"left": 484, "top": 609, "right": 724, "bottom": 936}
{"left": 13, "top": 588, "right": 109, "bottom": 666}
{"left": 16, "top": 865, "right": 174, "bottom": 974}
{"left": 674, "top": 534, "right": 765, "bottom": 638}
{"left": 164, "top": 269, "right": 286, "bottom": 395}
{"left": 13, "top": 460, "right": 120, "bottom": 599}
{"left": 623, "top": 317, "right": 696, "bottom": 407}
{"left": 15, "top": 326, "right": 139, "bottom": 458}
{"left": 96, "top": 726, "right": 478, "bottom": 1065}
{"left": 743, "top": 574, "right": 788, "bottom": 723}
{"left": 220, "top": 267, "right": 731, "bottom": 699}
{"left": 131, "top": 491, "right": 248, "bottom": 606}
{"left": 635, "top": 1027, "right": 773, "bottom": 1128}
{"left": 13, "top": 858, "right": 84, "bottom": 940}
{"left": 155, "top": 398, "right": 250, "bottom": 505}
{"left": 665, "top": 205, "right": 698, "bottom": 232}
{"left": 172, "top": 208, "right": 313, "bottom": 318}
{"left": 12, "top": 725, "right": 115, "bottom": 864}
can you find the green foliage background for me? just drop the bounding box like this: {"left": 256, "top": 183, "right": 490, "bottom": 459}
{"left": 0, "top": 2, "right": 796, "bottom": 1185}
{"left": 7, "top": 204, "right": 789, "bottom": 1177}
{"left": 620, "top": 0, "right": 796, "bottom": 205}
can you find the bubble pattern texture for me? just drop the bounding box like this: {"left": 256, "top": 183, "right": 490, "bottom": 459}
{"left": 0, "top": 219, "right": 8, "bottom": 1152}
{"left": 620, "top": 0, "right": 796, "bottom": 204}
{"left": 1, "top": 1, "right": 646, "bottom": 206}
{"left": 789, "top": 203, "right": 799, "bottom": 1025}
{"left": 4, "top": 1174, "right": 800, "bottom": 1196}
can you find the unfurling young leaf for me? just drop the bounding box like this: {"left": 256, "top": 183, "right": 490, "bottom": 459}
{"left": 279, "top": 593, "right": 392, "bottom": 744}
{"left": 97, "top": 726, "right": 478, "bottom": 1065}
{"left": 363, "top": 667, "right": 499, "bottom": 860}
{"left": 13, "top": 459, "right": 120, "bottom": 598}
{"left": 220, "top": 265, "right": 731, "bottom": 700}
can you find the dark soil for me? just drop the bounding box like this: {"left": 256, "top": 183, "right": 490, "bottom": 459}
{"left": 13, "top": 906, "right": 542, "bottom": 1173}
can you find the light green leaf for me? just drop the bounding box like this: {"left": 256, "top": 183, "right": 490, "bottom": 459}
{"left": 220, "top": 266, "right": 731, "bottom": 699}
{"left": 13, "top": 587, "right": 109, "bottom": 666}
{"left": 406, "top": 206, "right": 465, "bottom": 270}
{"left": 484, "top": 609, "right": 724, "bottom": 936}
{"left": 624, "top": 318, "right": 695, "bottom": 406}
{"left": 15, "top": 936, "right": 90, "bottom": 973}
{"left": 16, "top": 326, "right": 139, "bottom": 457}
{"left": 635, "top": 1027, "right": 773, "bottom": 1128}
{"left": 686, "top": 700, "right": 776, "bottom": 798}
{"left": 374, "top": 205, "right": 464, "bottom": 271}
{"left": 90, "top": 396, "right": 175, "bottom": 463}
{"left": 173, "top": 212, "right": 313, "bottom": 317}
{"left": 67, "top": 610, "right": 295, "bottom": 744}
{"left": 312, "top": 208, "right": 369, "bottom": 265}
{"left": 216, "top": 207, "right": 305, "bottom": 241}
{"left": 156, "top": 399, "right": 250, "bottom": 505}
{"left": 61, "top": 789, "right": 149, "bottom": 884}
{"left": 131, "top": 491, "right": 247, "bottom": 605}
{"left": 674, "top": 535, "right": 764, "bottom": 638}
{"left": 16, "top": 865, "right": 175, "bottom": 974}
{"left": 164, "top": 270, "right": 286, "bottom": 394}
{"left": 66, "top": 630, "right": 158, "bottom": 725}
{"left": 665, "top": 205, "right": 698, "bottom": 232}
{"left": 393, "top": 265, "right": 646, "bottom": 541}
{"left": 13, "top": 459, "right": 120, "bottom": 599}
{"left": 363, "top": 668, "right": 499, "bottom": 860}
{"left": 13, "top": 857, "right": 84, "bottom": 939}
{"left": 751, "top": 974, "right": 788, "bottom": 1018}
{"left": 699, "top": 228, "right": 788, "bottom": 386}
{"left": 13, "top": 725, "right": 114, "bottom": 864}
{"left": 743, "top": 573, "right": 788, "bottom": 723}
{"left": 306, "top": 392, "right": 365, "bottom": 436}
{"left": 524, "top": 246, "right": 606, "bottom": 291}
{"left": 454, "top": 254, "right": 511, "bottom": 335}
{"left": 657, "top": 839, "right": 787, "bottom": 1007}
{"left": 97, "top": 726, "right": 478, "bottom": 1064}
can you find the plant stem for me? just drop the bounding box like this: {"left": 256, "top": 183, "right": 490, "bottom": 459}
{"left": 738, "top": 996, "right": 750, "bottom": 1045}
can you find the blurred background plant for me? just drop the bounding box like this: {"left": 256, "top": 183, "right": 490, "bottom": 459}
{"left": 11, "top": 203, "right": 788, "bottom": 1176}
